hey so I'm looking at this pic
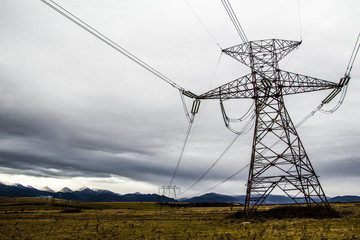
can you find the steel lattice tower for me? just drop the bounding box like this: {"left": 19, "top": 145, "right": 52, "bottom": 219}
{"left": 198, "top": 39, "right": 339, "bottom": 214}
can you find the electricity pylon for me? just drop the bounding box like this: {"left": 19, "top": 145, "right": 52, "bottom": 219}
{"left": 158, "top": 185, "right": 180, "bottom": 202}
{"left": 198, "top": 39, "right": 342, "bottom": 214}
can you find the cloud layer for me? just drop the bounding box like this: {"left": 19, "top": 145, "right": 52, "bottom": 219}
{"left": 1, "top": 0, "right": 359, "bottom": 196}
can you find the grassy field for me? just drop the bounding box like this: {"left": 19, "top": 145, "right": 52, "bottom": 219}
{"left": 0, "top": 197, "right": 359, "bottom": 239}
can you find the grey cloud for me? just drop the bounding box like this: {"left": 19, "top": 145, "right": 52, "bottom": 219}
{"left": 0, "top": 0, "right": 359, "bottom": 195}
{"left": 317, "top": 158, "right": 360, "bottom": 179}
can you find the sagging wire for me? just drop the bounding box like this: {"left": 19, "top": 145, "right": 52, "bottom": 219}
{"left": 180, "top": 90, "right": 194, "bottom": 123}
{"left": 345, "top": 33, "right": 360, "bottom": 77}
{"left": 181, "top": 133, "right": 240, "bottom": 194}
{"left": 183, "top": 0, "right": 222, "bottom": 50}
{"left": 220, "top": 98, "right": 256, "bottom": 135}
{"left": 319, "top": 33, "right": 359, "bottom": 114}
{"left": 169, "top": 119, "right": 194, "bottom": 186}
{"left": 191, "top": 163, "right": 250, "bottom": 196}
{"left": 175, "top": 45, "right": 225, "bottom": 192}
{"left": 181, "top": 98, "right": 255, "bottom": 194}
{"left": 319, "top": 83, "right": 349, "bottom": 114}
{"left": 169, "top": 99, "right": 200, "bottom": 186}
{"left": 181, "top": 116, "right": 254, "bottom": 194}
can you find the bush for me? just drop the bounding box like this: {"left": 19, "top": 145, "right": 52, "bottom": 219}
{"left": 233, "top": 205, "right": 339, "bottom": 219}
{"left": 59, "top": 209, "right": 82, "bottom": 213}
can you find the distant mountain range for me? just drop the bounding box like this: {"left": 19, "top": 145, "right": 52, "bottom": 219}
{"left": 1, "top": 182, "right": 359, "bottom": 204}
{"left": 0, "top": 183, "right": 174, "bottom": 202}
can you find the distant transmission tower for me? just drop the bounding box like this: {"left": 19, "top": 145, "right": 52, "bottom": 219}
{"left": 198, "top": 39, "right": 346, "bottom": 214}
{"left": 158, "top": 185, "right": 180, "bottom": 202}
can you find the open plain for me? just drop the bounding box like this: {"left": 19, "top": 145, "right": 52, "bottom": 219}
{"left": 0, "top": 197, "right": 359, "bottom": 239}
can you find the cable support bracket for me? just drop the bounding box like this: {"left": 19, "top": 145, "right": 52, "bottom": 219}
{"left": 182, "top": 90, "right": 198, "bottom": 99}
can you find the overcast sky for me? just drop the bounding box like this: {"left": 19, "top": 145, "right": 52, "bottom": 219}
{"left": 1, "top": 0, "right": 359, "bottom": 198}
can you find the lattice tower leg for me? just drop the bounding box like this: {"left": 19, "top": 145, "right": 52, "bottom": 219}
{"left": 244, "top": 95, "right": 332, "bottom": 215}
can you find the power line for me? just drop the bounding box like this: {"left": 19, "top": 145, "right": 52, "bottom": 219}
{"left": 221, "top": 0, "right": 248, "bottom": 43}
{"left": 181, "top": 100, "right": 255, "bottom": 194}
{"left": 297, "top": 0, "right": 303, "bottom": 41}
{"left": 183, "top": 0, "right": 222, "bottom": 50}
{"left": 169, "top": 118, "right": 194, "bottom": 187}
{"left": 319, "top": 84, "right": 348, "bottom": 114}
{"left": 41, "top": 0, "right": 203, "bottom": 193}
{"left": 345, "top": 33, "right": 360, "bottom": 76}
{"left": 320, "top": 33, "right": 359, "bottom": 114}
{"left": 193, "top": 164, "right": 249, "bottom": 196}
{"left": 169, "top": 99, "right": 200, "bottom": 187}
{"left": 41, "top": 0, "right": 186, "bottom": 92}
{"left": 181, "top": 133, "right": 240, "bottom": 194}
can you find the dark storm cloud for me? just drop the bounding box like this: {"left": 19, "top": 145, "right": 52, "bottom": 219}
{"left": 0, "top": 105, "right": 151, "bottom": 156}
{"left": 0, "top": 121, "right": 177, "bottom": 184}
{"left": 0, "top": 97, "right": 177, "bottom": 183}
{"left": 0, "top": 100, "right": 243, "bottom": 185}
{"left": 0, "top": 149, "right": 169, "bottom": 180}
{"left": 317, "top": 158, "right": 360, "bottom": 179}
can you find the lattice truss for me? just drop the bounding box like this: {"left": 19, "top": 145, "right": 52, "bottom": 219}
{"left": 198, "top": 39, "right": 338, "bottom": 213}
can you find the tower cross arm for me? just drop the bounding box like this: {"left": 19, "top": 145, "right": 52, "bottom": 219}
{"left": 196, "top": 70, "right": 339, "bottom": 100}
{"left": 197, "top": 73, "right": 255, "bottom": 100}
{"left": 277, "top": 70, "right": 339, "bottom": 96}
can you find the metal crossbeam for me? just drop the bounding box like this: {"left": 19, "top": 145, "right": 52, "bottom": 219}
{"left": 198, "top": 71, "right": 338, "bottom": 100}
{"left": 222, "top": 39, "right": 302, "bottom": 67}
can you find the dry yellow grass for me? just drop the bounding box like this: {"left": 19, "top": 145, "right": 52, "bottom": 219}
{"left": 0, "top": 197, "right": 359, "bottom": 239}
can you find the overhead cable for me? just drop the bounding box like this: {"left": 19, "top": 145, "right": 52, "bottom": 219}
{"left": 41, "top": 0, "right": 186, "bottom": 92}
{"left": 183, "top": 0, "right": 222, "bottom": 50}
{"left": 220, "top": 99, "right": 256, "bottom": 134}
{"left": 180, "top": 91, "right": 193, "bottom": 123}
{"left": 221, "top": 0, "right": 248, "bottom": 43}
{"left": 193, "top": 163, "right": 249, "bottom": 196}
{"left": 169, "top": 118, "right": 195, "bottom": 186}
{"left": 345, "top": 33, "right": 360, "bottom": 76}
{"left": 297, "top": 0, "right": 303, "bottom": 41}
{"left": 181, "top": 133, "right": 240, "bottom": 194}
{"left": 319, "top": 84, "right": 348, "bottom": 114}
{"left": 182, "top": 102, "right": 255, "bottom": 194}
{"left": 320, "top": 33, "right": 359, "bottom": 113}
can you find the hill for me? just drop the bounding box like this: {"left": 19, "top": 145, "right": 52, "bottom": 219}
{"left": 0, "top": 183, "right": 175, "bottom": 202}
{"left": 1, "top": 183, "right": 359, "bottom": 204}
{"left": 329, "top": 195, "right": 360, "bottom": 203}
